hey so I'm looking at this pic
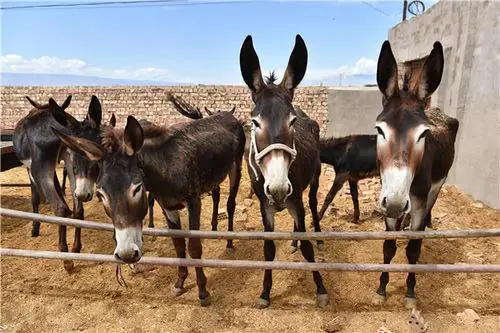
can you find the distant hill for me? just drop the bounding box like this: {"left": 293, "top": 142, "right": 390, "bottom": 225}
{"left": 0, "top": 73, "right": 192, "bottom": 86}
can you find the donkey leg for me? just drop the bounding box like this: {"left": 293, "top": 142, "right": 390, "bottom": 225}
{"left": 404, "top": 196, "right": 427, "bottom": 308}
{"left": 318, "top": 172, "right": 348, "bottom": 220}
{"left": 164, "top": 209, "right": 188, "bottom": 296}
{"left": 210, "top": 187, "right": 220, "bottom": 232}
{"left": 309, "top": 165, "right": 324, "bottom": 250}
{"left": 32, "top": 160, "right": 73, "bottom": 271}
{"left": 288, "top": 199, "right": 329, "bottom": 308}
{"left": 61, "top": 166, "right": 68, "bottom": 196}
{"left": 28, "top": 170, "right": 41, "bottom": 237}
{"left": 256, "top": 203, "right": 276, "bottom": 309}
{"left": 348, "top": 180, "right": 360, "bottom": 224}
{"left": 72, "top": 198, "right": 84, "bottom": 253}
{"left": 187, "top": 198, "right": 211, "bottom": 306}
{"left": 290, "top": 223, "right": 299, "bottom": 253}
{"left": 148, "top": 192, "right": 155, "bottom": 228}
{"left": 226, "top": 161, "right": 242, "bottom": 250}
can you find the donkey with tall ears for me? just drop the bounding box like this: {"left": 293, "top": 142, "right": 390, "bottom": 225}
{"left": 54, "top": 112, "right": 245, "bottom": 307}
{"left": 13, "top": 95, "right": 103, "bottom": 272}
{"left": 240, "top": 34, "right": 329, "bottom": 309}
{"left": 373, "top": 40, "right": 459, "bottom": 308}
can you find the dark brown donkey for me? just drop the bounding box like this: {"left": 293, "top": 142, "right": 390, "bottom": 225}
{"left": 373, "top": 41, "right": 459, "bottom": 308}
{"left": 54, "top": 113, "right": 245, "bottom": 306}
{"left": 318, "top": 135, "right": 378, "bottom": 223}
{"left": 240, "top": 35, "right": 329, "bottom": 309}
{"left": 165, "top": 93, "right": 248, "bottom": 239}
{"left": 13, "top": 95, "right": 103, "bottom": 272}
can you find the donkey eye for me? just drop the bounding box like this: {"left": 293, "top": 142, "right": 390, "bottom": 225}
{"left": 132, "top": 183, "right": 143, "bottom": 197}
{"left": 251, "top": 119, "right": 261, "bottom": 128}
{"left": 289, "top": 116, "right": 297, "bottom": 128}
{"left": 375, "top": 126, "right": 386, "bottom": 139}
{"left": 417, "top": 129, "right": 430, "bottom": 142}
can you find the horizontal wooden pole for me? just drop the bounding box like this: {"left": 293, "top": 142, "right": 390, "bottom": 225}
{"left": 2, "top": 207, "right": 500, "bottom": 241}
{"left": 1, "top": 248, "right": 499, "bottom": 273}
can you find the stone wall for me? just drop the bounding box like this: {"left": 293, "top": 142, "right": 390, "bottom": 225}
{"left": 0, "top": 85, "right": 329, "bottom": 133}
{"left": 389, "top": 0, "right": 500, "bottom": 208}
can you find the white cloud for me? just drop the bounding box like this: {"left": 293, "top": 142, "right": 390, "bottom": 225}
{"left": 0, "top": 54, "right": 173, "bottom": 82}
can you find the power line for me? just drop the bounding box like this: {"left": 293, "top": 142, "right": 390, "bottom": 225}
{"left": 0, "top": 0, "right": 260, "bottom": 11}
{"left": 361, "top": 0, "right": 391, "bottom": 17}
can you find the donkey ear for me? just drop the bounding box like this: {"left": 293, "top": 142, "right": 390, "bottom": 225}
{"left": 204, "top": 107, "right": 214, "bottom": 116}
{"left": 415, "top": 41, "right": 444, "bottom": 100}
{"left": 377, "top": 40, "right": 399, "bottom": 99}
{"left": 280, "top": 34, "right": 308, "bottom": 93}
{"left": 60, "top": 95, "right": 72, "bottom": 110}
{"left": 52, "top": 127, "right": 105, "bottom": 161}
{"left": 240, "top": 35, "right": 265, "bottom": 94}
{"left": 87, "top": 95, "right": 102, "bottom": 127}
{"left": 109, "top": 113, "right": 116, "bottom": 127}
{"left": 49, "top": 98, "right": 68, "bottom": 126}
{"left": 123, "top": 116, "right": 144, "bottom": 157}
{"left": 26, "top": 96, "right": 43, "bottom": 109}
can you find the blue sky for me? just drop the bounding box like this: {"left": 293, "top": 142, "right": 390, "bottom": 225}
{"left": 0, "top": 0, "right": 437, "bottom": 85}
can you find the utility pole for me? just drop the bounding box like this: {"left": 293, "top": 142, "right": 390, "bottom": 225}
{"left": 403, "top": 0, "right": 408, "bottom": 21}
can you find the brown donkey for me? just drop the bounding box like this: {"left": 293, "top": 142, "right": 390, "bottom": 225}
{"left": 13, "top": 96, "right": 103, "bottom": 272}
{"left": 240, "top": 35, "right": 329, "bottom": 309}
{"left": 373, "top": 41, "right": 459, "bottom": 308}
{"left": 54, "top": 113, "right": 245, "bottom": 306}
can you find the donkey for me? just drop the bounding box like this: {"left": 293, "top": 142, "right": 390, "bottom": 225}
{"left": 166, "top": 93, "right": 251, "bottom": 235}
{"left": 13, "top": 95, "right": 103, "bottom": 272}
{"left": 62, "top": 113, "right": 116, "bottom": 196}
{"left": 240, "top": 35, "right": 329, "bottom": 309}
{"left": 54, "top": 112, "right": 245, "bottom": 306}
{"left": 373, "top": 40, "right": 459, "bottom": 308}
{"left": 318, "top": 135, "right": 378, "bottom": 223}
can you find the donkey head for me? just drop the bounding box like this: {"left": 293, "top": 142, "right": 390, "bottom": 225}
{"left": 54, "top": 116, "right": 147, "bottom": 264}
{"left": 375, "top": 41, "right": 444, "bottom": 220}
{"left": 240, "top": 34, "right": 307, "bottom": 207}
{"left": 50, "top": 96, "right": 103, "bottom": 202}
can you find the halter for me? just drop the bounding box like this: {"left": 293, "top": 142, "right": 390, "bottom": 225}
{"left": 248, "top": 122, "right": 297, "bottom": 181}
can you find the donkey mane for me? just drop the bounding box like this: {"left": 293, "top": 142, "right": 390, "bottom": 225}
{"left": 265, "top": 70, "right": 278, "bottom": 85}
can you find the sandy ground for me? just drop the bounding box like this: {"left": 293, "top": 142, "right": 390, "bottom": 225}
{"left": 1, "top": 164, "right": 499, "bottom": 333}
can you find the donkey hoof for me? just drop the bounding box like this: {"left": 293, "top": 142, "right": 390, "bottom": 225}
{"left": 171, "top": 286, "right": 187, "bottom": 297}
{"left": 316, "top": 293, "right": 330, "bottom": 308}
{"left": 255, "top": 298, "right": 270, "bottom": 309}
{"left": 316, "top": 243, "right": 325, "bottom": 251}
{"left": 225, "top": 247, "right": 235, "bottom": 254}
{"left": 200, "top": 294, "right": 212, "bottom": 307}
{"left": 31, "top": 230, "right": 40, "bottom": 237}
{"left": 372, "top": 292, "right": 386, "bottom": 305}
{"left": 63, "top": 260, "right": 74, "bottom": 272}
{"left": 404, "top": 297, "right": 418, "bottom": 309}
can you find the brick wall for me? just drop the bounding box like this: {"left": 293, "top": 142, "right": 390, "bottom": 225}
{"left": 0, "top": 85, "right": 329, "bottom": 133}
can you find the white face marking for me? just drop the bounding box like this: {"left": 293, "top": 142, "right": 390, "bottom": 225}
{"left": 114, "top": 227, "right": 143, "bottom": 263}
{"left": 74, "top": 177, "right": 94, "bottom": 201}
{"left": 379, "top": 166, "right": 413, "bottom": 218}
{"left": 261, "top": 151, "right": 292, "bottom": 203}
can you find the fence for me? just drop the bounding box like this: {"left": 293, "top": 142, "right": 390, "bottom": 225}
{"left": 1, "top": 208, "right": 500, "bottom": 273}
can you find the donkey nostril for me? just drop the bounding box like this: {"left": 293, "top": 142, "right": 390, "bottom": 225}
{"left": 114, "top": 253, "right": 122, "bottom": 261}
{"left": 403, "top": 200, "right": 410, "bottom": 212}
{"left": 287, "top": 183, "right": 292, "bottom": 196}
{"left": 265, "top": 185, "right": 271, "bottom": 194}
{"left": 382, "top": 197, "right": 387, "bottom": 208}
{"left": 134, "top": 250, "right": 140, "bottom": 260}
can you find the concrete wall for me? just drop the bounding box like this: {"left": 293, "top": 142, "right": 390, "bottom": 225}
{"left": 0, "top": 85, "right": 329, "bottom": 133}
{"left": 325, "top": 87, "right": 381, "bottom": 137}
{"left": 389, "top": 0, "right": 500, "bottom": 209}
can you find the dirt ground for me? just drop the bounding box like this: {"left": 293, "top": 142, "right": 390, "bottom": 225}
{"left": 1, "top": 163, "right": 499, "bottom": 333}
